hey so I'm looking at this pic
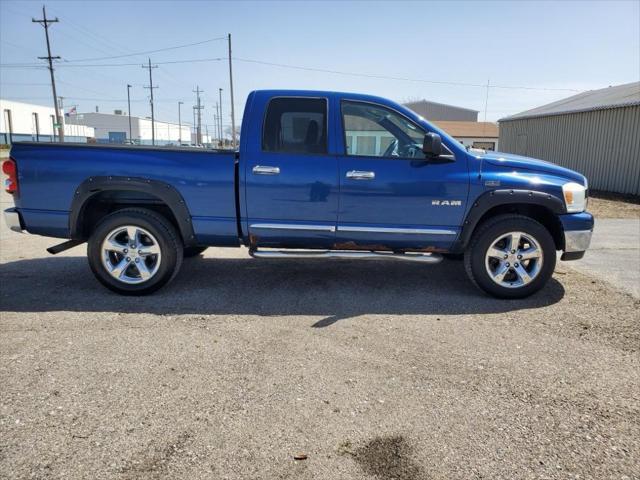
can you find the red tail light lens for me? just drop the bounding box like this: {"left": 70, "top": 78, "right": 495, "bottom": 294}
{"left": 2, "top": 158, "right": 18, "bottom": 194}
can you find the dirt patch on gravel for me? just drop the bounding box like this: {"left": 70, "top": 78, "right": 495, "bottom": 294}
{"left": 588, "top": 191, "right": 639, "bottom": 219}
{"left": 122, "top": 432, "right": 194, "bottom": 479}
{"left": 340, "top": 435, "right": 426, "bottom": 480}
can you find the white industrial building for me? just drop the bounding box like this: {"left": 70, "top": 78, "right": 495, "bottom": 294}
{"left": 0, "top": 99, "right": 200, "bottom": 146}
{"left": 67, "top": 111, "right": 192, "bottom": 146}
{"left": 1, "top": 99, "right": 94, "bottom": 143}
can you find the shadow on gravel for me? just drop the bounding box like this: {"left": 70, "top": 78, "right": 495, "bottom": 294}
{"left": 0, "top": 255, "right": 564, "bottom": 324}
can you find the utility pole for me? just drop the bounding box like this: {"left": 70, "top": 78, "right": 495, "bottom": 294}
{"left": 57, "top": 96, "right": 64, "bottom": 123}
{"left": 227, "top": 34, "right": 237, "bottom": 149}
{"left": 33, "top": 6, "right": 64, "bottom": 142}
{"left": 142, "top": 58, "right": 158, "bottom": 145}
{"left": 214, "top": 103, "right": 219, "bottom": 147}
{"left": 192, "top": 107, "right": 196, "bottom": 144}
{"left": 483, "top": 78, "right": 490, "bottom": 137}
{"left": 218, "top": 88, "right": 223, "bottom": 147}
{"left": 193, "top": 86, "right": 204, "bottom": 145}
{"left": 178, "top": 101, "right": 183, "bottom": 145}
{"left": 218, "top": 102, "right": 222, "bottom": 147}
{"left": 57, "top": 96, "right": 65, "bottom": 139}
{"left": 126, "top": 84, "right": 132, "bottom": 142}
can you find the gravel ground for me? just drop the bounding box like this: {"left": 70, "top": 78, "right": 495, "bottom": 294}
{"left": 1, "top": 202, "right": 639, "bottom": 479}
{"left": 588, "top": 193, "right": 639, "bottom": 219}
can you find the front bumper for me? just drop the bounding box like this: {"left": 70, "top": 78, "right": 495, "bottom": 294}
{"left": 3, "top": 208, "right": 23, "bottom": 233}
{"left": 559, "top": 212, "right": 594, "bottom": 260}
{"left": 564, "top": 229, "right": 592, "bottom": 252}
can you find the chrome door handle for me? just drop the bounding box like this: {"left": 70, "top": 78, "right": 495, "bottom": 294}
{"left": 346, "top": 170, "right": 375, "bottom": 180}
{"left": 252, "top": 165, "right": 280, "bottom": 175}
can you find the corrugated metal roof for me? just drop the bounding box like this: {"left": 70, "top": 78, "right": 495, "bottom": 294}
{"left": 432, "top": 121, "right": 498, "bottom": 138}
{"left": 499, "top": 81, "right": 640, "bottom": 121}
{"left": 404, "top": 99, "right": 479, "bottom": 114}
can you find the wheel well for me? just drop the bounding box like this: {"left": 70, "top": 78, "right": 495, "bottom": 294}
{"left": 472, "top": 203, "right": 564, "bottom": 250}
{"left": 76, "top": 190, "right": 182, "bottom": 241}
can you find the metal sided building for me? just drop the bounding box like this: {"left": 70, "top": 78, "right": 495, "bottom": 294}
{"left": 403, "top": 100, "right": 478, "bottom": 122}
{"left": 498, "top": 82, "right": 640, "bottom": 195}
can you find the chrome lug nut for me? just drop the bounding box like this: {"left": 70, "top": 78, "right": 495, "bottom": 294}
{"left": 123, "top": 248, "right": 128, "bottom": 253}
{"left": 506, "top": 262, "right": 510, "bottom": 267}
{"left": 135, "top": 258, "right": 140, "bottom": 263}
{"left": 511, "top": 249, "right": 516, "bottom": 254}
{"left": 138, "top": 250, "right": 143, "bottom": 255}
{"left": 504, "top": 254, "right": 508, "bottom": 259}
{"left": 126, "top": 257, "right": 131, "bottom": 262}
{"left": 514, "top": 262, "right": 519, "bottom": 267}
{"left": 517, "top": 254, "right": 522, "bottom": 259}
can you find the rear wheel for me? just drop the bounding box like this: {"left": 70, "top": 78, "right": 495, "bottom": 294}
{"left": 87, "top": 208, "right": 183, "bottom": 295}
{"left": 464, "top": 214, "right": 556, "bottom": 298}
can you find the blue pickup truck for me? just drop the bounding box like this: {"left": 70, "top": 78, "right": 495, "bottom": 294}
{"left": 3, "top": 90, "right": 593, "bottom": 298}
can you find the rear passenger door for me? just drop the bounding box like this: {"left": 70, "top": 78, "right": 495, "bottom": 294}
{"left": 244, "top": 96, "right": 339, "bottom": 248}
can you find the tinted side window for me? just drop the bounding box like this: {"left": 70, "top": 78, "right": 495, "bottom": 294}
{"left": 262, "top": 98, "right": 327, "bottom": 154}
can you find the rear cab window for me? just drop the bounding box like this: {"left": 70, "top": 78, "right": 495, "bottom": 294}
{"left": 262, "top": 97, "right": 328, "bottom": 154}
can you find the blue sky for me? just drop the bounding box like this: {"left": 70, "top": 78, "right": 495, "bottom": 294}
{"left": 1, "top": 0, "right": 638, "bottom": 129}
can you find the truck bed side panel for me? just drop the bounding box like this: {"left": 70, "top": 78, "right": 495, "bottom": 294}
{"left": 10, "top": 143, "right": 238, "bottom": 245}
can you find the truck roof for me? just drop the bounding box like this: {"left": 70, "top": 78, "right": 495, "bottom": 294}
{"left": 250, "top": 89, "right": 396, "bottom": 104}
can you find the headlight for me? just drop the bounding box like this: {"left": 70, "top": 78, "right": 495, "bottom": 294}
{"left": 562, "top": 182, "right": 587, "bottom": 213}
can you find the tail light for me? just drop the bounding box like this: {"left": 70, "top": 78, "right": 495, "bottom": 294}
{"left": 2, "top": 158, "right": 18, "bottom": 194}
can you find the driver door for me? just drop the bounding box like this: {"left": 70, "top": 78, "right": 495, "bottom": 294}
{"left": 336, "top": 99, "right": 469, "bottom": 251}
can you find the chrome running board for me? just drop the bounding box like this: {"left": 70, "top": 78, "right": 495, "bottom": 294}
{"left": 249, "top": 249, "right": 443, "bottom": 263}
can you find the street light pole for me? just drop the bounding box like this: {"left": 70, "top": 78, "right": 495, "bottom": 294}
{"left": 127, "top": 84, "right": 132, "bottom": 142}
{"left": 178, "top": 101, "right": 183, "bottom": 145}
{"left": 227, "top": 33, "right": 237, "bottom": 149}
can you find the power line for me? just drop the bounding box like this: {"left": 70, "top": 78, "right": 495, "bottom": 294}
{"left": 3, "top": 54, "right": 579, "bottom": 93}
{"left": 0, "top": 82, "right": 50, "bottom": 86}
{"left": 0, "top": 57, "right": 225, "bottom": 68}
{"left": 232, "top": 57, "right": 581, "bottom": 92}
{"left": 65, "top": 36, "right": 226, "bottom": 62}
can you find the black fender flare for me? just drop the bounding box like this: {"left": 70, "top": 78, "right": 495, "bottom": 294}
{"left": 69, "top": 176, "right": 197, "bottom": 246}
{"left": 452, "top": 189, "right": 566, "bottom": 252}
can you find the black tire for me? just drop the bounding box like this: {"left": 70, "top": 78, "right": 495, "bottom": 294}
{"left": 87, "top": 208, "right": 183, "bottom": 295}
{"left": 183, "top": 246, "right": 208, "bottom": 258}
{"left": 464, "top": 214, "right": 556, "bottom": 299}
{"left": 442, "top": 253, "right": 464, "bottom": 261}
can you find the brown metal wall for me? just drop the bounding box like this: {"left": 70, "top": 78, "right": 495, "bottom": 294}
{"left": 498, "top": 105, "right": 640, "bottom": 195}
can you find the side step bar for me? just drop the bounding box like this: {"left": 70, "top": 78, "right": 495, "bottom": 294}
{"left": 47, "top": 239, "right": 85, "bottom": 255}
{"left": 249, "top": 249, "right": 443, "bottom": 263}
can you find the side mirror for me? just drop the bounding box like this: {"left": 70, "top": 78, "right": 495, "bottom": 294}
{"left": 422, "top": 132, "right": 442, "bottom": 157}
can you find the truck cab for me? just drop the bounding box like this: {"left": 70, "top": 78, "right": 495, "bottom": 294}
{"left": 3, "top": 90, "right": 594, "bottom": 298}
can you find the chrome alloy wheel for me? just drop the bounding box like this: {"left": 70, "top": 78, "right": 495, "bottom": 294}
{"left": 101, "top": 225, "right": 162, "bottom": 284}
{"left": 484, "top": 231, "right": 543, "bottom": 289}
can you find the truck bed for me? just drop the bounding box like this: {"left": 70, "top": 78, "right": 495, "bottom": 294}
{"left": 9, "top": 142, "right": 239, "bottom": 244}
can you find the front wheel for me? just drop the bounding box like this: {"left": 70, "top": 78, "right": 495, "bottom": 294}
{"left": 464, "top": 214, "right": 556, "bottom": 299}
{"left": 87, "top": 208, "right": 183, "bottom": 295}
